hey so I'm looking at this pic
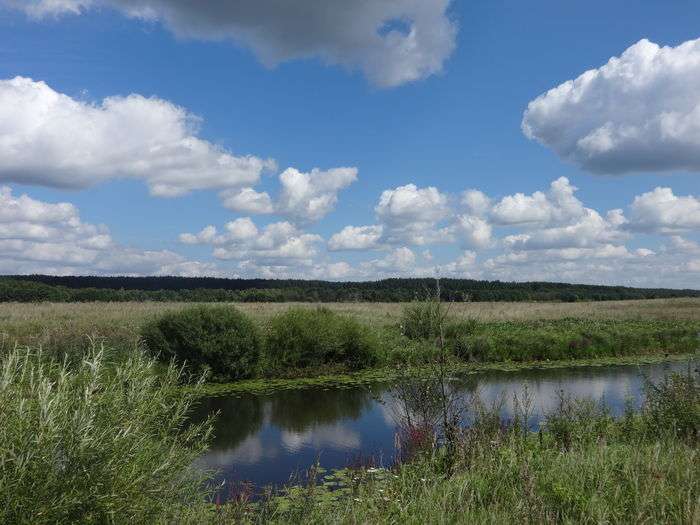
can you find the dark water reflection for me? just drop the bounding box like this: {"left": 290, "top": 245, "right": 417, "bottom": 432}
{"left": 191, "top": 360, "right": 696, "bottom": 490}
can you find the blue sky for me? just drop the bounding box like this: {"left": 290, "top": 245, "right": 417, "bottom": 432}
{"left": 0, "top": 0, "right": 699, "bottom": 287}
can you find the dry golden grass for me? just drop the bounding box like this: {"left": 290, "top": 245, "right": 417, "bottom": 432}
{"left": 1, "top": 298, "right": 699, "bottom": 351}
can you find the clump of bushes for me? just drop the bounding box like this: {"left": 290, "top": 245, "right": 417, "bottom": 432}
{"left": 265, "top": 307, "right": 380, "bottom": 372}
{"left": 0, "top": 346, "right": 212, "bottom": 524}
{"left": 142, "top": 305, "right": 262, "bottom": 380}
{"left": 641, "top": 368, "right": 699, "bottom": 442}
{"left": 400, "top": 299, "right": 449, "bottom": 342}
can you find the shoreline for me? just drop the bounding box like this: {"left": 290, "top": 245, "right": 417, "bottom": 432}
{"left": 193, "top": 350, "right": 698, "bottom": 397}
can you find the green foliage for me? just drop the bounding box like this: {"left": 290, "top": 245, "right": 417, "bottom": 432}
{"left": 265, "top": 308, "right": 380, "bottom": 372}
{"left": 642, "top": 368, "right": 699, "bottom": 442}
{"left": 400, "top": 300, "right": 448, "bottom": 341}
{"left": 0, "top": 346, "right": 213, "bottom": 524}
{"left": 446, "top": 318, "right": 700, "bottom": 362}
{"left": 142, "top": 305, "right": 262, "bottom": 380}
{"left": 3, "top": 275, "right": 699, "bottom": 303}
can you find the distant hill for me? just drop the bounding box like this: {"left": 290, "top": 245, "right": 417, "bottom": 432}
{"left": 1, "top": 275, "right": 699, "bottom": 303}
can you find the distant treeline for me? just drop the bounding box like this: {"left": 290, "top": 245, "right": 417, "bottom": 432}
{"left": 1, "top": 275, "right": 699, "bottom": 303}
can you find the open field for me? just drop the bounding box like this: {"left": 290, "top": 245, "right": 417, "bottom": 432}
{"left": 2, "top": 297, "right": 700, "bottom": 340}
{"left": 1, "top": 298, "right": 699, "bottom": 382}
{"left": 1, "top": 298, "right": 699, "bottom": 350}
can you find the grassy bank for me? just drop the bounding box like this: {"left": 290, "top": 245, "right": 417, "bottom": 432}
{"left": 1, "top": 300, "right": 699, "bottom": 382}
{"left": 214, "top": 433, "right": 698, "bottom": 524}
{"left": 194, "top": 352, "right": 698, "bottom": 397}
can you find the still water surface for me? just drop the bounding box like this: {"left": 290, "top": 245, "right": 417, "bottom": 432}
{"left": 192, "top": 360, "right": 696, "bottom": 490}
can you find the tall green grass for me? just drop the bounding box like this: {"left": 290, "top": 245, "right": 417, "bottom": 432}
{"left": 0, "top": 346, "right": 213, "bottom": 524}
{"left": 444, "top": 318, "right": 700, "bottom": 362}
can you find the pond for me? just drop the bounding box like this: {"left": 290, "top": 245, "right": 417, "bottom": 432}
{"left": 191, "top": 359, "right": 697, "bottom": 492}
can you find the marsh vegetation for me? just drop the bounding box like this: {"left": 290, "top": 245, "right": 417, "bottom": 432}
{"left": 1, "top": 296, "right": 698, "bottom": 523}
{"left": 2, "top": 298, "right": 699, "bottom": 381}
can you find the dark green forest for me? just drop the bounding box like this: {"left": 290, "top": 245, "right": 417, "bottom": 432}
{"left": 1, "top": 275, "right": 699, "bottom": 303}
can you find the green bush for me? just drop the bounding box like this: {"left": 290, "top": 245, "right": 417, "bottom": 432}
{"left": 265, "top": 308, "right": 380, "bottom": 371}
{"left": 0, "top": 346, "right": 212, "bottom": 524}
{"left": 642, "top": 368, "right": 699, "bottom": 442}
{"left": 400, "top": 300, "right": 448, "bottom": 341}
{"left": 142, "top": 305, "right": 262, "bottom": 380}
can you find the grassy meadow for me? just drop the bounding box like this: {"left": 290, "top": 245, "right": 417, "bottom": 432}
{"left": 1, "top": 298, "right": 698, "bottom": 380}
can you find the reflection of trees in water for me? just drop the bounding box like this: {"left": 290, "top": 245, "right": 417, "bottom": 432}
{"left": 191, "top": 395, "right": 264, "bottom": 450}
{"left": 269, "top": 387, "right": 374, "bottom": 432}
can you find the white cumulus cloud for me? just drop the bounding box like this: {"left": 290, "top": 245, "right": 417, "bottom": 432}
{"left": 328, "top": 225, "right": 383, "bottom": 251}
{"left": 626, "top": 187, "right": 700, "bottom": 233}
{"left": 375, "top": 183, "right": 451, "bottom": 245}
{"left": 276, "top": 167, "right": 357, "bottom": 224}
{"left": 523, "top": 38, "right": 700, "bottom": 175}
{"left": 220, "top": 167, "right": 358, "bottom": 223}
{"left": 0, "top": 186, "right": 215, "bottom": 275}
{"left": 490, "top": 177, "right": 586, "bottom": 226}
{"left": 219, "top": 187, "right": 274, "bottom": 214}
{"left": 180, "top": 218, "right": 322, "bottom": 265}
{"left": 0, "top": 76, "right": 274, "bottom": 196}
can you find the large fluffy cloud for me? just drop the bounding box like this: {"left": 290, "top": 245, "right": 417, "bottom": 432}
{"left": 626, "top": 187, "right": 700, "bottom": 233}
{"left": 330, "top": 177, "right": 622, "bottom": 253}
{"left": 455, "top": 177, "right": 626, "bottom": 251}
{"left": 275, "top": 167, "right": 357, "bottom": 224}
{"left": 180, "top": 218, "right": 322, "bottom": 264}
{"left": 0, "top": 76, "right": 274, "bottom": 196}
{"left": 0, "top": 186, "right": 216, "bottom": 275}
{"left": 6, "top": 0, "right": 457, "bottom": 88}
{"left": 375, "top": 183, "right": 451, "bottom": 245}
{"left": 221, "top": 167, "right": 358, "bottom": 224}
{"left": 522, "top": 38, "right": 700, "bottom": 175}
{"left": 328, "top": 225, "right": 383, "bottom": 251}
{"left": 489, "top": 177, "right": 586, "bottom": 226}
{"left": 502, "top": 210, "right": 626, "bottom": 251}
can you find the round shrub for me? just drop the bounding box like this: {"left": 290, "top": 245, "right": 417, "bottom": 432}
{"left": 142, "top": 306, "right": 262, "bottom": 380}
{"left": 400, "top": 301, "right": 445, "bottom": 341}
{"left": 265, "top": 308, "right": 379, "bottom": 371}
